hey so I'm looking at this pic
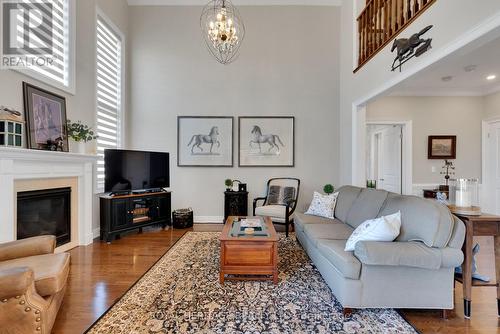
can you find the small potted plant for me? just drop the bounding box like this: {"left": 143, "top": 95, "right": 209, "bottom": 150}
{"left": 323, "top": 184, "right": 335, "bottom": 195}
{"left": 225, "top": 179, "right": 233, "bottom": 191}
{"left": 66, "top": 120, "right": 98, "bottom": 154}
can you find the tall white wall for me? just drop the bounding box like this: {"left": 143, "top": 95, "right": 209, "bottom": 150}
{"left": 0, "top": 0, "right": 129, "bottom": 232}
{"left": 340, "top": 0, "right": 500, "bottom": 186}
{"left": 128, "top": 6, "right": 340, "bottom": 219}
{"left": 0, "top": 0, "right": 128, "bottom": 139}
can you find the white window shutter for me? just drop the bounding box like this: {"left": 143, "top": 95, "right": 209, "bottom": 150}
{"left": 17, "top": 0, "right": 72, "bottom": 89}
{"left": 96, "top": 15, "right": 122, "bottom": 191}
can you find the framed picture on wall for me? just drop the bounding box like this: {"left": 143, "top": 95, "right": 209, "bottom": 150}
{"left": 23, "top": 82, "right": 69, "bottom": 152}
{"left": 177, "top": 116, "right": 233, "bottom": 167}
{"left": 428, "top": 135, "right": 456, "bottom": 159}
{"left": 238, "top": 116, "right": 295, "bottom": 167}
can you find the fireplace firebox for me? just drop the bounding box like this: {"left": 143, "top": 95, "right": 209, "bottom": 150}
{"left": 17, "top": 187, "right": 71, "bottom": 247}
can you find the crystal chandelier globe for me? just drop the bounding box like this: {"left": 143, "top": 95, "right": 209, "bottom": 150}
{"left": 200, "top": 0, "right": 245, "bottom": 65}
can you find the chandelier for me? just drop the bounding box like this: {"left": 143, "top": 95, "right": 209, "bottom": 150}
{"left": 200, "top": 0, "right": 245, "bottom": 65}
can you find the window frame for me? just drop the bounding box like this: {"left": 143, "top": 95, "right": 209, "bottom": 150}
{"left": 13, "top": 0, "right": 76, "bottom": 94}
{"left": 94, "top": 7, "right": 125, "bottom": 193}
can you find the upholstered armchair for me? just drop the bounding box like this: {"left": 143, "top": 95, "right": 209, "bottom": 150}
{"left": 253, "top": 178, "right": 300, "bottom": 237}
{"left": 0, "top": 236, "right": 70, "bottom": 334}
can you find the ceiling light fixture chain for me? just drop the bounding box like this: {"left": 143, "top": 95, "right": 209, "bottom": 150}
{"left": 200, "top": 0, "right": 245, "bottom": 65}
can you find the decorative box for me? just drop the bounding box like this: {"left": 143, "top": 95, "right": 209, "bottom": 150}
{"left": 0, "top": 111, "right": 24, "bottom": 148}
{"left": 173, "top": 208, "right": 193, "bottom": 229}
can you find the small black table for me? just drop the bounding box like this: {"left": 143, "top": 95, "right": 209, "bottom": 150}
{"left": 224, "top": 191, "right": 248, "bottom": 221}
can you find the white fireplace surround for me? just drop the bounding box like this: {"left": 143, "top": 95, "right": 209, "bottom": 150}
{"left": 0, "top": 147, "right": 97, "bottom": 246}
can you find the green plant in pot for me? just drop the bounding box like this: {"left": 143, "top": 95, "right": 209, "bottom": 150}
{"left": 66, "top": 120, "right": 98, "bottom": 154}
{"left": 323, "top": 184, "right": 335, "bottom": 195}
{"left": 225, "top": 179, "right": 233, "bottom": 191}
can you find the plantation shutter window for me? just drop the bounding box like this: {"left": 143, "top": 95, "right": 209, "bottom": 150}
{"left": 96, "top": 15, "right": 122, "bottom": 191}
{"left": 15, "top": 0, "right": 74, "bottom": 91}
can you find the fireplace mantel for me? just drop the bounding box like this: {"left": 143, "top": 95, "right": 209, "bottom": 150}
{"left": 0, "top": 147, "right": 97, "bottom": 247}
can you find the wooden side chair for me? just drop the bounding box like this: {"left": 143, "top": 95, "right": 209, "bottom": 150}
{"left": 253, "top": 178, "right": 300, "bottom": 237}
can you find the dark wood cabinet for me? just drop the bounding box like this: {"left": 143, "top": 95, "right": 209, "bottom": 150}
{"left": 100, "top": 191, "right": 171, "bottom": 242}
{"left": 224, "top": 191, "right": 248, "bottom": 221}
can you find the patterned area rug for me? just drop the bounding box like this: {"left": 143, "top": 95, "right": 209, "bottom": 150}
{"left": 87, "top": 232, "right": 417, "bottom": 333}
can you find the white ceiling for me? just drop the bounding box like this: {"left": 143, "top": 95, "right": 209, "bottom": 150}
{"left": 127, "top": 0, "right": 341, "bottom": 6}
{"left": 389, "top": 33, "right": 500, "bottom": 97}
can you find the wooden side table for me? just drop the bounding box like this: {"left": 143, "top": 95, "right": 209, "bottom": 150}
{"left": 454, "top": 213, "right": 500, "bottom": 318}
{"left": 224, "top": 191, "right": 248, "bottom": 221}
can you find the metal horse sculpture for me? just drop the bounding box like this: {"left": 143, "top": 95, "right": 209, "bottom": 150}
{"left": 249, "top": 125, "right": 284, "bottom": 154}
{"left": 391, "top": 25, "right": 433, "bottom": 72}
{"left": 187, "top": 126, "right": 220, "bottom": 154}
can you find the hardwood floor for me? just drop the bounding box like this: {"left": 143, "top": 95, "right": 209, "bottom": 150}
{"left": 52, "top": 226, "right": 499, "bottom": 334}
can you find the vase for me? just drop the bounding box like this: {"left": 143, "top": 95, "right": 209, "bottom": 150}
{"left": 70, "top": 140, "right": 86, "bottom": 154}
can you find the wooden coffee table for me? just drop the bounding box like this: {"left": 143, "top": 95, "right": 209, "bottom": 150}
{"left": 220, "top": 216, "right": 278, "bottom": 284}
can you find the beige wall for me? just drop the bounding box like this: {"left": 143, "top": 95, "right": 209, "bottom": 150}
{"left": 484, "top": 90, "right": 500, "bottom": 120}
{"left": 367, "top": 96, "right": 484, "bottom": 184}
{"left": 128, "top": 6, "right": 340, "bottom": 218}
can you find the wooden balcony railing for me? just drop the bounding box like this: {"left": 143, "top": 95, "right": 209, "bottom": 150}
{"left": 355, "top": 0, "right": 436, "bottom": 72}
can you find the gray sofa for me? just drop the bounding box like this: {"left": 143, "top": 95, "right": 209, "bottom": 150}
{"left": 295, "top": 186, "right": 465, "bottom": 310}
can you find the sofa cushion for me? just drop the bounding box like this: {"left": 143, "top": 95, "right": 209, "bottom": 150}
{"left": 345, "top": 188, "right": 389, "bottom": 229}
{"left": 378, "top": 193, "right": 454, "bottom": 248}
{"left": 294, "top": 212, "right": 343, "bottom": 232}
{"left": 303, "top": 223, "right": 354, "bottom": 246}
{"left": 354, "top": 241, "right": 445, "bottom": 270}
{"left": 334, "top": 186, "right": 362, "bottom": 222}
{"left": 255, "top": 205, "right": 294, "bottom": 223}
{"left": 0, "top": 253, "right": 70, "bottom": 297}
{"left": 317, "top": 239, "right": 361, "bottom": 279}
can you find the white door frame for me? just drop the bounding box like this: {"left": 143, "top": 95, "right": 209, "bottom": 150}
{"left": 482, "top": 117, "right": 500, "bottom": 213}
{"left": 365, "top": 120, "right": 413, "bottom": 195}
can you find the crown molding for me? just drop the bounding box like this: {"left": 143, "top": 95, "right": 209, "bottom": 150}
{"left": 127, "top": 0, "right": 342, "bottom": 6}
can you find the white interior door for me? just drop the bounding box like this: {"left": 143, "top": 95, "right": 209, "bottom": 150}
{"left": 378, "top": 125, "right": 402, "bottom": 194}
{"left": 485, "top": 121, "right": 500, "bottom": 214}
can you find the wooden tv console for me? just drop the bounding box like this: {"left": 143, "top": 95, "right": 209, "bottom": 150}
{"left": 99, "top": 191, "right": 171, "bottom": 243}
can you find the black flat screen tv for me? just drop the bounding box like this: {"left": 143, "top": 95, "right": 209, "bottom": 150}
{"left": 104, "top": 149, "right": 170, "bottom": 192}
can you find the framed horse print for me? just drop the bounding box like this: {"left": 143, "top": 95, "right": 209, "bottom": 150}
{"left": 239, "top": 116, "right": 295, "bottom": 167}
{"left": 177, "top": 116, "right": 233, "bottom": 167}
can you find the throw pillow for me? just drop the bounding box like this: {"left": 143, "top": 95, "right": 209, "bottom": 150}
{"left": 267, "top": 185, "right": 281, "bottom": 205}
{"left": 282, "top": 187, "right": 296, "bottom": 206}
{"left": 267, "top": 186, "right": 296, "bottom": 206}
{"left": 344, "top": 211, "right": 401, "bottom": 252}
{"left": 305, "top": 191, "right": 339, "bottom": 219}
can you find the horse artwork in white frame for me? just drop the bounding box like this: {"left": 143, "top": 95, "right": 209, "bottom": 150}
{"left": 177, "top": 116, "right": 233, "bottom": 167}
{"left": 238, "top": 116, "right": 295, "bottom": 167}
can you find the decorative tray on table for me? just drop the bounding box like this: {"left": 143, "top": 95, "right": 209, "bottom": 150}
{"left": 229, "top": 217, "right": 269, "bottom": 237}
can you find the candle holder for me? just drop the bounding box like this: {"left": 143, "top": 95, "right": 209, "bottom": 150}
{"left": 448, "top": 178, "right": 481, "bottom": 216}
